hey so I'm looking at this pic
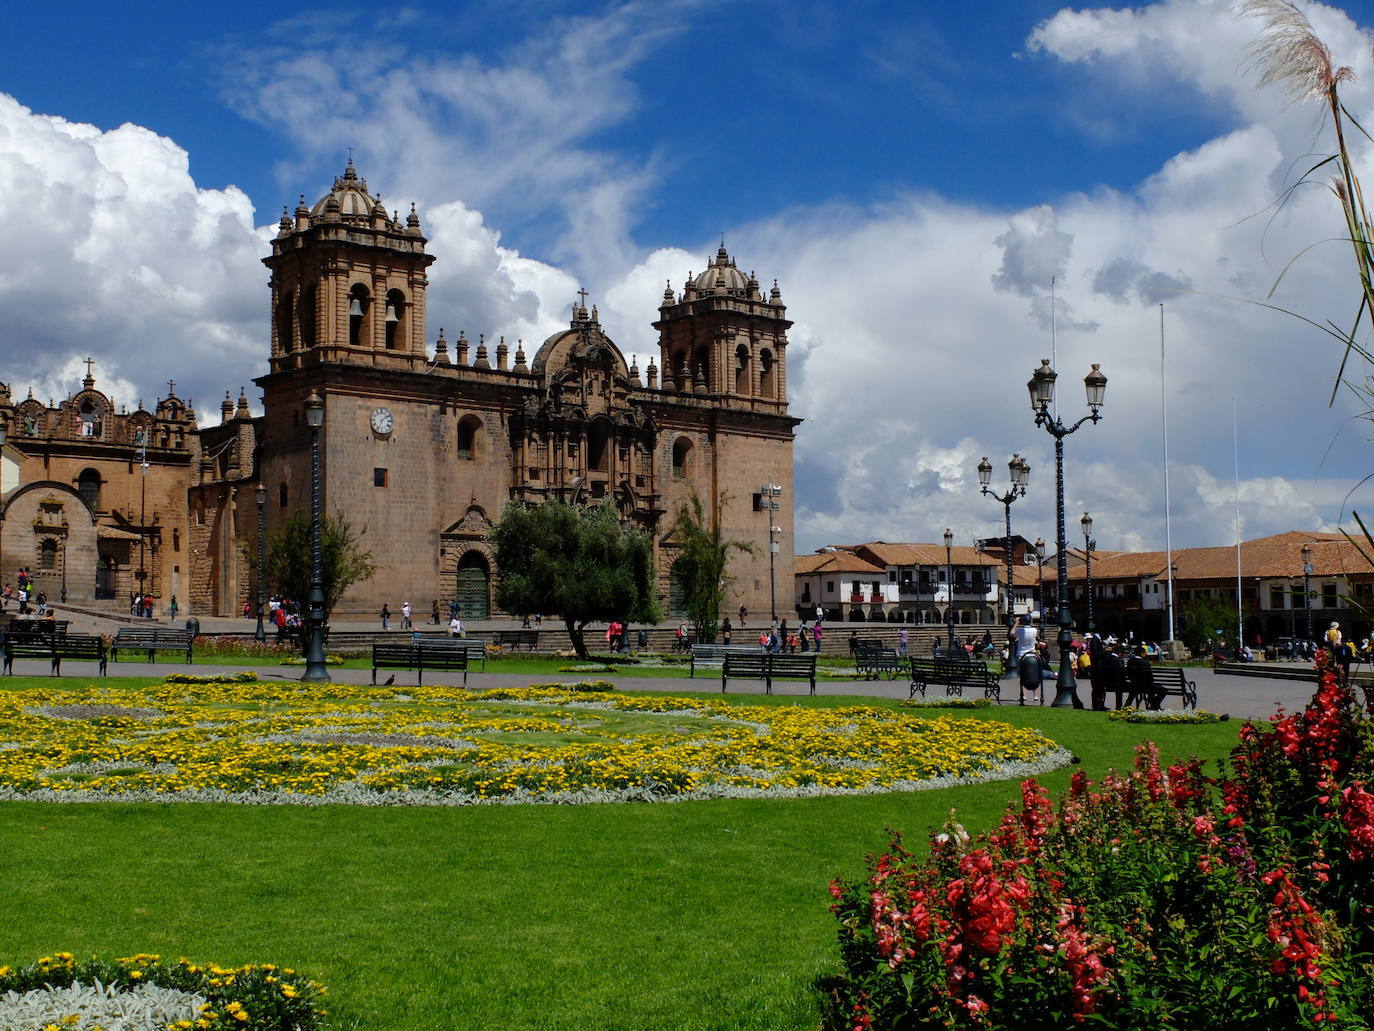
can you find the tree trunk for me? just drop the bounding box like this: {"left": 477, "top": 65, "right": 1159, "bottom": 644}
{"left": 566, "top": 616, "right": 589, "bottom": 659}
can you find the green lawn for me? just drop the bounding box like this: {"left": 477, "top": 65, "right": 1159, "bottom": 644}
{"left": 2, "top": 679, "right": 1243, "bottom": 1031}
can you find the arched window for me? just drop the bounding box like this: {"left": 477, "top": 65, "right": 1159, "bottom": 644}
{"left": 694, "top": 346, "right": 711, "bottom": 390}
{"left": 279, "top": 291, "right": 295, "bottom": 352}
{"left": 587, "top": 420, "right": 612, "bottom": 473}
{"left": 301, "top": 286, "right": 318, "bottom": 347}
{"left": 39, "top": 539, "right": 57, "bottom": 570}
{"left": 759, "top": 349, "right": 776, "bottom": 399}
{"left": 348, "top": 285, "right": 371, "bottom": 348}
{"left": 457, "top": 416, "right": 482, "bottom": 461}
{"left": 77, "top": 468, "right": 101, "bottom": 511}
{"left": 734, "top": 345, "right": 751, "bottom": 395}
{"left": 79, "top": 401, "right": 102, "bottom": 438}
{"left": 384, "top": 289, "right": 406, "bottom": 350}
{"left": 671, "top": 437, "right": 694, "bottom": 479}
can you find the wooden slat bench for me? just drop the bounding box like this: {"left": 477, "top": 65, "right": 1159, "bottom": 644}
{"left": 722, "top": 653, "right": 817, "bottom": 695}
{"left": 495, "top": 629, "right": 539, "bottom": 652}
{"left": 908, "top": 657, "right": 1002, "bottom": 701}
{"left": 854, "top": 645, "right": 903, "bottom": 680}
{"left": 110, "top": 627, "right": 194, "bottom": 664}
{"left": 3, "top": 620, "right": 69, "bottom": 644}
{"left": 372, "top": 642, "right": 470, "bottom": 686}
{"left": 1123, "top": 664, "right": 1198, "bottom": 710}
{"left": 689, "top": 644, "right": 757, "bottom": 678}
{"left": 3, "top": 632, "right": 107, "bottom": 676}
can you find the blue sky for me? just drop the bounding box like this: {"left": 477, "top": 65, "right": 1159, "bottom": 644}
{"left": 4, "top": 0, "right": 1374, "bottom": 554}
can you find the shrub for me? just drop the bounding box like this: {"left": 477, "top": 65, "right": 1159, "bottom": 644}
{"left": 822, "top": 651, "right": 1374, "bottom": 1030}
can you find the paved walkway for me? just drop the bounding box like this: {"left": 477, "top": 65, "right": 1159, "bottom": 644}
{"left": 3, "top": 651, "right": 1325, "bottom": 722}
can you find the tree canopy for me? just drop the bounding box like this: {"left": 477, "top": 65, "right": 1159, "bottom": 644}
{"left": 260, "top": 510, "right": 378, "bottom": 631}
{"left": 669, "top": 491, "right": 753, "bottom": 644}
{"left": 489, "top": 500, "right": 661, "bottom": 658}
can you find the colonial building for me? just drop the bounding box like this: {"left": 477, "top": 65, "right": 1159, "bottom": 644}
{"left": 0, "top": 163, "right": 802, "bottom": 618}
{"left": 1042, "top": 530, "right": 1374, "bottom": 644}
{"left": 795, "top": 542, "right": 1006, "bottom": 624}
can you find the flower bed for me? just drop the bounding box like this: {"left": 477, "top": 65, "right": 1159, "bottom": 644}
{"left": 0, "top": 953, "right": 326, "bottom": 1031}
{"left": 0, "top": 682, "right": 1067, "bottom": 806}
{"left": 823, "top": 651, "right": 1374, "bottom": 1029}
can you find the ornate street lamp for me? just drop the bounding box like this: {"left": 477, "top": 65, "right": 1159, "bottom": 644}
{"left": 302, "top": 390, "right": 330, "bottom": 683}
{"left": 944, "top": 527, "right": 955, "bottom": 649}
{"left": 1080, "top": 512, "right": 1096, "bottom": 634}
{"left": 759, "top": 482, "right": 783, "bottom": 622}
{"left": 1302, "top": 542, "right": 1313, "bottom": 646}
{"left": 254, "top": 483, "right": 267, "bottom": 643}
{"left": 978, "top": 453, "right": 1029, "bottom": 628}
{"left": 1028, "top": 359, "right": 1106, "bottom": 708}
{"left": 1034, "top": 537, "right": 1046, "bottom": 616}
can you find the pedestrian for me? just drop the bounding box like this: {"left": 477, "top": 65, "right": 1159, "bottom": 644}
{"left": 798, "top": 619, "right": 809, "bottom": 652}
{"left": 401, "top": 601, "right": 412, "bottom": 629}
{"left": 738, "top": 604, "right": 747, "bottom": 627}
{"left": 533, "top": 613, "right": 542, "bottom": 628}
{"left": 815, "top": 604, "right": 823, "bottom": 624}
{"left": 169, "top": 595, "right": 179, "bottom": 622}
{"left": 449, "top": 599, "right": 459, "bottom": 620}
{"left": 759, "top": 629, "right": 769, "bottom": 652}
{"left": 721, "top": 617, "right": 733, "bottom": 646}
{"left": 812, "top": 621, "right": 823, "bottom": 654}
{"left": 1326, "top": 621, "right": 1342, "bottom": 651}
{"left": 1014, "top": 616, "right": 1043, "bottom": 705}
{"left": 898, "top": 626, "right": 909, "bottom": 657}
{"left": 36, "top": 591, "right": 47, "bottom": 616}
{"left": 449, "top": 614, "right": 464, "bottom": 638}
{"left": 431, "top": 600, "right": 440, "bottom": 624}
{"left": 380, "top": 603, "right": 391, "bottom": 630}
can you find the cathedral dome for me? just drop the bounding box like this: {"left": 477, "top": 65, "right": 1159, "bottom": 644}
{"left": 692, "top": 244, "right": 750, "bottom": 293}
{"left": 310, "top": 160, "right": 380, "bottom": 224}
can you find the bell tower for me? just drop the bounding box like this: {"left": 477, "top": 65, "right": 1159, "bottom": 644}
{"left": 262, "top": 160, "right": 436, "bottom": 372}
{"left": 653, "top": 243, "right": 792, "bottom": 407}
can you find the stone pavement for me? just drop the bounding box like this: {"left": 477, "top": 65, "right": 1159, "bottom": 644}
{"left": 3, "top": 649, "right": 1325, "bottom": 723}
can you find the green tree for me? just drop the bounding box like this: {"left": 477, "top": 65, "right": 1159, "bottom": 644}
{"left": 260, "top": 510, "right": 378, "bottom": 636}
{"left": 669, "top": 491, "right": 754, "bottom": 644}
{"left": 489, "top": 500, "right": 661, "bottom": 659}
{"left": 1178, "top": 595, "right": 1247, "bottom": 656}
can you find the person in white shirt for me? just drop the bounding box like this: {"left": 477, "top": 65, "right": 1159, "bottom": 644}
{"left": 449, "top": 616, "right": 464, "bottom": 638}
{"left": 1012, "top": 615, "right": 1040, "bottom": 704}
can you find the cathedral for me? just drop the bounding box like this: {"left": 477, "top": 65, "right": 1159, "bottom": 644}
{"left": 0, "top": 163, "right": 800, "bottom": 618}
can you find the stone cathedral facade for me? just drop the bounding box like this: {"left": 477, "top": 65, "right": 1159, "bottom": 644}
{"left": 0, "top": 163, "right": 801, "bottom": 618}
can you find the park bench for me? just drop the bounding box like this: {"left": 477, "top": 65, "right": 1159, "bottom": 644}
{"left": 1123, "top": 665, "right": 1197, "bottom": 710}
{"left": 854, "top": 645, "right": 903, "bottom": 680}
{"left": 908, "top": 657, "right": 1001, "bottom": 702}
{"left": 3, "top": 631, "right": 107, "bottom": 676}
{"left": 3, "top": 619, "right": 69, "bottom": 643}
{"left": 721, "top": 653, "right": 817, "bottom": 695}
{"left": 371, "top": 641, "right": 470, "bottom": 686}
{"left": 110, "top": 627, "right": 194, "bottom": 664}
{"left": 495, "top": 629, "right": 539, "bottom": 652}
{"left": 689, "top": 644, "right": 757, "bottom": 678}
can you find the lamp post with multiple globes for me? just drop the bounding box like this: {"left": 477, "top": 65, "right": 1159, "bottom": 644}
{"left": 978, "top": 453, "right": 1029, "bottom": 628}
{"left": 254, "top": 484, "right": 267, "bottom": 643}
{"left": 1028, "top": 358, "right": 1107, "bottom": 709}
{"left": 944, "top": 528, "right": 955, "bottom": 649}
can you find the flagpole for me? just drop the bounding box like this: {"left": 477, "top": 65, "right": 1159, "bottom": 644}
{"left": 1234, "top": 399, "right": 1243, "bottom": 654}
{"left": 1162, "top": 304, "right": 1176, "bottom": 645}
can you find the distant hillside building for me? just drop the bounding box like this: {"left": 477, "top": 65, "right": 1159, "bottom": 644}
{"left": 0, "top": 163, "right": 802, "bottom": 618}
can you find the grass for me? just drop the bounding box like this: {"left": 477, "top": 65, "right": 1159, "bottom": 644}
{"left": 1, "top": 678, "right": 1245, "bottom": 1031}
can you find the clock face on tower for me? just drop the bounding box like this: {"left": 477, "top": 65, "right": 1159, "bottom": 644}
{"left": 370, "top": 407, "right": 394, "bottom": 435}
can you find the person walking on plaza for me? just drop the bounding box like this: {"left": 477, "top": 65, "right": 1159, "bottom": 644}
{"left": 169, "top": 596, "right": 179, "bottom": 622}
{"left": 380, "top": 603, "right": 391, "bottom": 630}
{"left": 812, "top": 621, "right": 823, "bottom": 654}
{"left": 431, "top": 600, "right": 440, "bottom": 625}
{"left": 898, "top": 626, "right": 909, "bottom": 657}
{"left": 721, "top": 617, "right": 733, "bottom": 646}
{"left": 738, "top": 603, "right": 747, "bottom": 627}
{"left": 401, "top": 601, "right": 412, "bottom": 630}
{"left": 449, "top": 614, "right": 464, "bottom": 638}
